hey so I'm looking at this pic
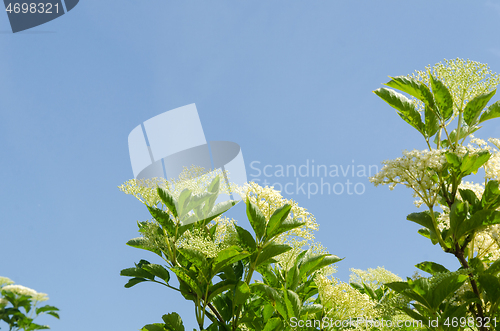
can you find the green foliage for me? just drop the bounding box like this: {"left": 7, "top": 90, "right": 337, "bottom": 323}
{"left": 120, "top": 173, "right": 346, "bottom": 331}
{"left": 373, "top": 59, "right": 500, "bottom": 331}
{"left": 0, "top": 278, "right": 59, "bottom": 331}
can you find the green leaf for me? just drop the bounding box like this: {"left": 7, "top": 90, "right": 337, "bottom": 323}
{"left": 478, "top": 274, "right": 500, "bottom": 306}
{"left": 266, "top": 204, "right": 292, "bottom": 240}
{"left": 385, "top": 76, "right": 436, "bottom": 110}
{"left": 418, "top": 228, "right": 431, "bottom": 239}
{"left": 141, "top": 324, "right": 165, "bottom": 331}
{"left": 157, "top": 187, "right": 178, "bottom": 218}
{"left": 213, "top": 246, "right": 250, "bottom": 274}
{"left": 430, "top": 74, "right": 453, "bottom": 121}
{"left": 255, "top": 243, "right": 292, "bottom": 266}
{"left": 235, "top": 225, "right": 256, "bottom": 251}
{"left": 286, "top": 264, "right": 300, "bottom": 291}
{"left": 486, "top": 257, "right": 500, "bottom": 275}
{"left": 124, "top": 277, "right": 149, "bottom": 288}
{"left": 178, "top": 247, "right": 209, "bottom": 272}
{"left": 283, "top": 289, "right": 301, "bottom": 318}
{"left": 407, "top": 212, "right": 436, "bottom": 232}
{"left": 445, "top": 152, "right": 461, "bottom": 168}
{"left": 464, "top": 89, "right": 496, "bottom": 126}
{"left": 415, "top": 261, "right": 449, "bottom": 275}
{"left": 246, "top": 199, "right": 266, "bottom": 240}
{"left": 142, "top": 264, "right": 171, "bottom": 283}
{"left": 298, "top": 254, "right": 342, "bottom": 279}
{"left": 35, "top": 305, "right": 59, "bottom": 315}
{"left": 262, "top": 318, "right": 282, "bottom": 331}
{"left": 198, "top": 200, "right": 237, "bottom": 226}
{"left": 460, "top": 151, "right": 491, "bottom": 175}
{"left": 479, "top": 100, "right": 500, "bottom": 123}
{"left": 171, "top": 267, "right": 202, "bottom": 297}
{"left": 267, "top": 219, "right": 305, "bottom": 239}
{"left": 126, "top": 237, "right": 162, "bottom": 257}
{"left": 424, "top": 105, "right": 439, "bottom": 138}
{"left": 162, "top": 312, "right": 185, "bottom": 331}
{"left": 482, "top": 180, "right": 500, "bottom": 210}
{"left": 456, "top": 210, "right": 500, "bottom": 239}
{"left": 233, "top": 281, "right": 251, "bottom": 306}
{"left": 449, "top": 201, "right": 468, "bottom": 237}
{"left": 459, "top": 189, "right": 480, "bottom": 211}
{"left": 251, "top": 283, "right": 287, "bottom": 319}
{"left": 400, "top": 307, "right": 429, "bottom": 326}
{"left": 429, "top": 274, "right": 468, "bottom": 310}
{"left": 177, "top": 189, "right": 193, "bottom": 219}
{"left": 385, "top": 281, "right": 411, "bottom": 293}
{"left": 373, "top": 87, "right": 424, "bottom": 133}
{"left": 300, "top": 304, "right": 323, "bottom": 316}
{"left": 207, "top": 280, "right": 237, "bottom": 302}
{"left": 120, "top": 267, "right": 155, "bottom": 280}
{"left": 147, "top": 206, "right": 176, "bottom": 237}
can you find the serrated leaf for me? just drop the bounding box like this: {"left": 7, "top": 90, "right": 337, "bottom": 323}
{"left": 283, "top": 289, "right": 301, "bottom": 318}
{"left": 415, "top": 261, "right": 449, "bottom": 275}
{"left": 266, "top": 204, "right": 292, "bottom": 240}
{"left": 263, "top": 318, "right": 282, "bottom": 331}
{"left": 233, "top": 281, "right": 251, "bottom": 306}
{"left": 162, "top": 312, "right": 185, "bottom": 331}
{"left": 120, "top": 267, "right": 154, "bottom": 280}
{"left": 479, "top": 100, "right": 500, "bottom": 123}
{"left": 299, "top": 254, "right": 342, "bottom": 279}
{"left": 171, "top": 267, "right": 202, "bottom": 297}
{"left": 407, "top": 212, "right": 437, "bottom": 232}
{"left": 235, "top": 225, "right": 256, "bottom": 251}
{"left": 449, "top": 201, "right": 467, "bottom": 237}
{"left": 481, "top": 180, "right": 500, "bottom": 210}
{"left": 429, "top": 274, "right": 468, "bottom": 310}
{"left": 213, "top": 246, "right": 250, "bottom": 274}
{"left": 286, "top": 264, "right": 300, "bottom": 291}
{"left": 385, "top": 76, "right": 436, "bottom": 110}
{"left": 142, "top": 264, "right": 170, "bottom": 283}
{"left": 158, "top": 187, "right": 178, "bottom": 218}
{"left": 300, "top": 304, "right": 323, "bottom": 316}
{"left": 374, "top": 87, "right": 424, "bottom": 133}
{"left": 177, "top": 189, "right": 193, "bottom": 219}
{"left": 147, "top": 206, "right": 176, "bottom": 236}
{"left": 456, "top": 210, "right": 500, "bottom": 239}
{"left": 178, "top": 247, "right": 209, "bottom": 272}
{"left": 246, "top": 199, "right": 266, "bottom": 240}
{"left": 124, "top": 277, "right": 149, "bottom": 288}
{"left": 464, "top": 89, "right": 496, "bottom": 126}
{"left": 207, "top": 280, "right": 237, "bottom": 302}
{"left": 141, "top": 324, "right": 165, "bottom": 331}
{"left": 430, "top": 75, "right": 453, "bottom": 121}
{"left": 256, "top": 243, "right": 291, "bottom": 266}
{"left": 424, "top": 105, "right": 440, "bottom": 138}
{"left": 126, "top": 237, "right": 162, "bottom": 257}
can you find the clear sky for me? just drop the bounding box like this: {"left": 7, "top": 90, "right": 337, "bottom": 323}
{"left": 2, "top": 1, "right": 500, "bottom": 330}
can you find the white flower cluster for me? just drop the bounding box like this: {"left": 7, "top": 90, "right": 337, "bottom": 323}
{"left": 235, "top": 182, "right": 318, "bottom": 242}
{"left": 0, "top": 298, "right": 8, "bottom": 307}
{"left": 349, "top": 267, "right": 402, "bottom": 292}
{"left": 1, "top": 284, "right": 48, "bottom": 302}
{"left": 178, "top": 217, "right": 240, "bottom": 259}
{"left": 369, "top": 149, "right": 447, "bottom": 207}
{"left": 410, "top": 58, "right": 500, "bottom": 117}
{"left": 316, "top": 274, "right": 376, "bottom": 321}
{"left": 119, "top": 166, "right": 236, "bottom": 207}
{"left": 0, "top": 276, "right": 14, "bottom": 287}
{"left": 235, "top": 182, "right": 330, "bottom": 273}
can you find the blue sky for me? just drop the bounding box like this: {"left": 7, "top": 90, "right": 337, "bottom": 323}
{"left": 2, "top": 1, "right": 500, "bottom": 330}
